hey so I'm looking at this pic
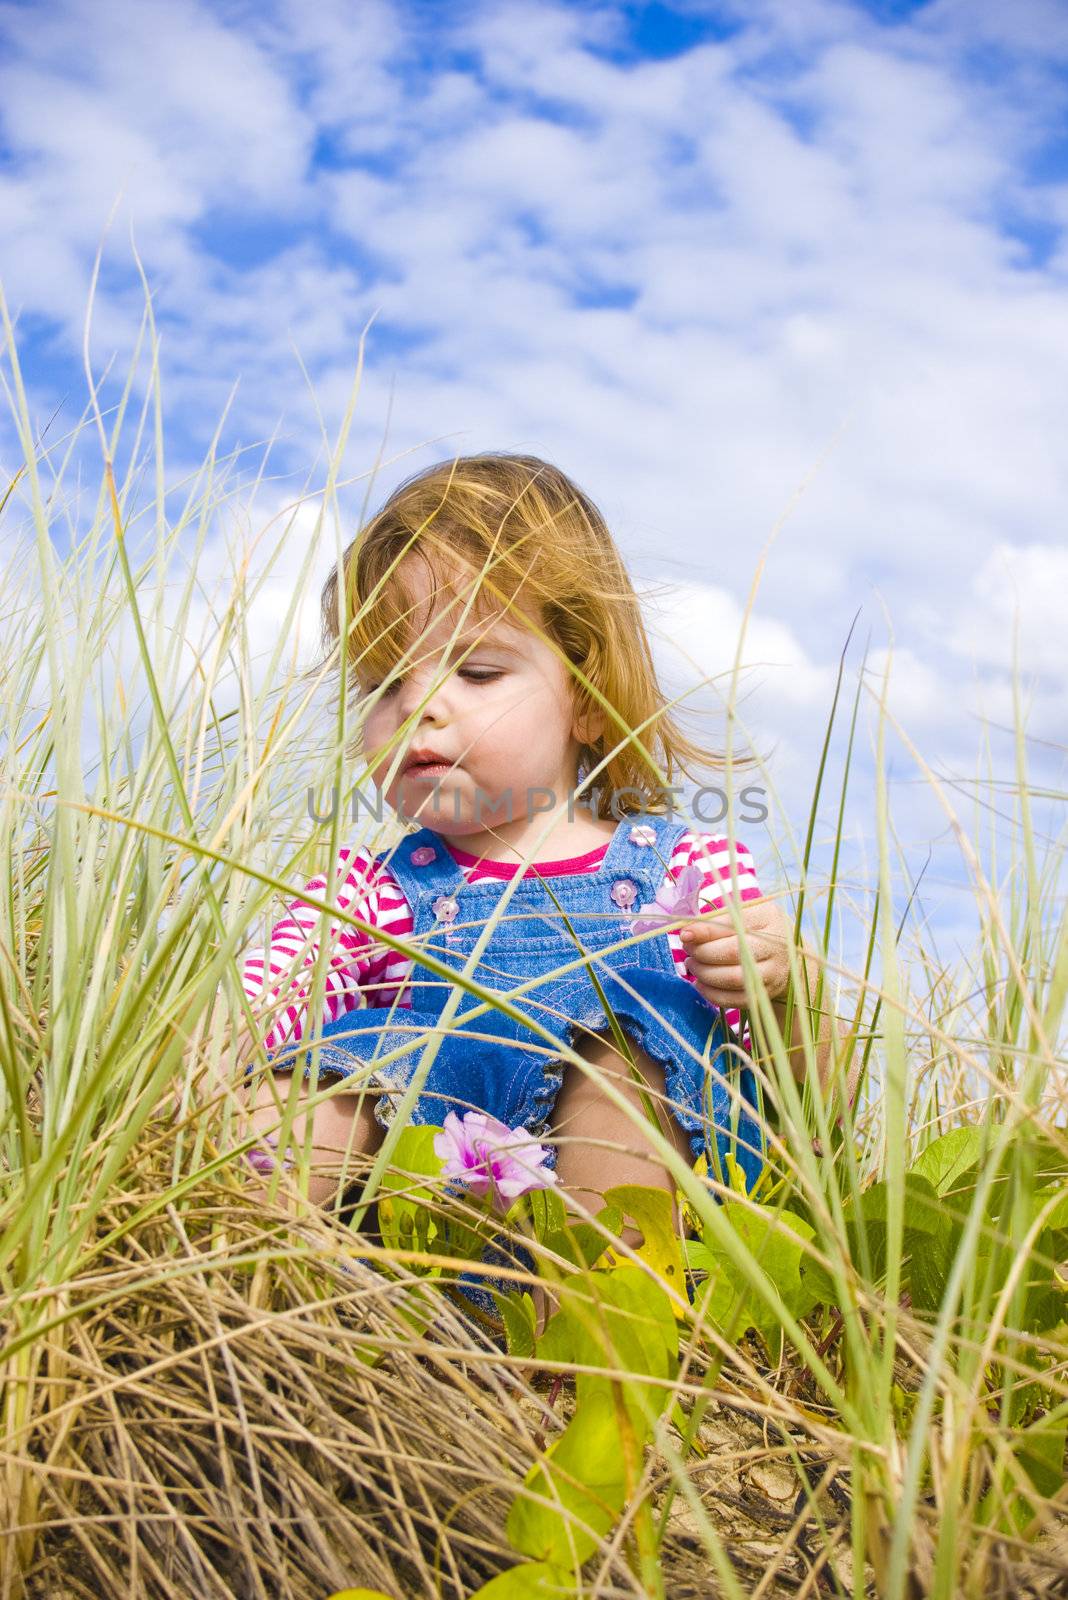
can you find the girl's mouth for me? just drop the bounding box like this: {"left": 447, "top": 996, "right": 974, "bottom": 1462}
{"left": 404, "top": 760, "right": 454, "bottom": 779}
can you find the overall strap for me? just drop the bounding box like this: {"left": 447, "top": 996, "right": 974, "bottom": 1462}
{"left": 371, "top": 827, "right": 467, "bottom": 908}
{"left": 376, "top": 813, "right": 694, "bottom": 901}
{"left": 597, "top": 808, "right": 694, "bottom": 889}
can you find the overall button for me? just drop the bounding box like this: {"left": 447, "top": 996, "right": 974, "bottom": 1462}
{"left": 432, "top": 893, "right": 460, "bottom": 941}
{"left": 629, "top": 823, "right": 656, "bottom": 847}
{"left": 411, "top": 845, "right": 437, "bottom": 866}
{"left": 609, "top": 878, "right": 639, "bottom": 912}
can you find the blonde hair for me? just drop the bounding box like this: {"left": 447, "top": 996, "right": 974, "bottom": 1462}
{"left": 319, "top": 452, "right": 753, "bottom": 820}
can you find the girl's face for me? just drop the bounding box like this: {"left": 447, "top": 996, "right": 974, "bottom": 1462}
{"left": 357, "top": 555, "right": 593, "bottom": 848}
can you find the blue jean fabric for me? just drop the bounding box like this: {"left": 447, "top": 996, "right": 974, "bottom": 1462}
{"left": 258, "top": 811, "right": 765, "bottom": 1191}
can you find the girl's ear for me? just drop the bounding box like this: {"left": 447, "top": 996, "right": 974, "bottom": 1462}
{"left": 572, "top": 697, "right": 606, "bottom": 748}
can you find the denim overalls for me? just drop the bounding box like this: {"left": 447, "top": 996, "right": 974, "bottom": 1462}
{"left": 264, "top": 810, "right": 765, "bottom": 1192}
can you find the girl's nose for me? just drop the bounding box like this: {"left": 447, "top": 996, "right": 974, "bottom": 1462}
{"left": 395, "top": 662, "right": 452, "bottom": 723}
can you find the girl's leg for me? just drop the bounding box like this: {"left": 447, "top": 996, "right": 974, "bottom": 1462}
{"left": 242, "top": 1067, "right": 382, "bottom": 1210}
{"left": 552, "top": 1031, "right": 694, "bottom": 1231}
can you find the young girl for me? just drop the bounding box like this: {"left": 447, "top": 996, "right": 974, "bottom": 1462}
{"left": 234, "top": 453, "right": 845, "bottom": 1223}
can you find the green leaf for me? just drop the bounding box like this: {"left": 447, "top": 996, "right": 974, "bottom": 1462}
{"left": 376, "top": 1125, "right": 445, "bottom": 1260}
{"left": 537, "top": 1267, "right": 677, "bottom": 1396}
{"left": 843, "top": 1173, "right": 959, "bottom": 1308}
{"left": 846, "top": 1173, "right": 944, "bottom": 1233}
{"left": 684, "top": 1237, "right": 715, "bottom": 1275}
{"left": 467, "top": 1564, "right": 571, "bottom": 1598}
{"left": 908, "top": 1224, "right": 960, "bottom": 1314}
{"left": 506, "top": 1383, "right": 629, "bottom": 1568}
{"left": 499, "top": 1290, "right": 538, "bottom": 1360}
{"left": 527, "top": 1185, "right": 569, "bottom": 1242}
{"left": 690, "top": 1202, "right": 821, "bottom": 1357}
{"left": 439, "top": 1210, "right": 494, "bottom": 1264}
{"left": 325, "top": 1590, "right": 399, "bottom": 1600}
{"left": 910, "top": 1128, "right": 983, "bottom": 1196}
{"left": 1021, "top": 1226, "right": 1068, "bottom": 1333}
{"left": 1029, "top": 1186, "right": 1068, "bottom": 1232}
{"left": 1015, "top": 1413, "right": 1068, "bottom": 1500}
{"left": 978, "top": 1412, "right": 1068, "bottom": 1537}
{"left": 564, "top": 1206, "right": 624, "bottom": 1269}
{"left": 526, "top": 1185, "right": 621, "bottom": 1270}
{"left": 603, "top": 1184, "right": 685, "bottom": 1302}
{"left": 503, "top": 1267, "right": 679, "bottom": 1571}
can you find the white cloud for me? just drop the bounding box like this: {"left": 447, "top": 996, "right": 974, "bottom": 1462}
{"left": 642, "top": 577, "right": 836, "bottom": 714}
{"left": 0, "top": 0, "right": 313, "bottom": 335}
{"left": 862, "top": 645, "right": 952, "bottom": 732}
{"left": 5, "top": 0, "right": 311, "bottom": 205}
{"left": 943, "top": 540, "right": 1068, "bottom": 682}
{"left": 923, "top": 0, "right": 1068, "bottom": 59}
{"left": 2, "top": 0, "right": 1067, "bottom": 938}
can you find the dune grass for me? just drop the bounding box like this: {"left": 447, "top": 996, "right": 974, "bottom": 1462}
{"left": 0, "top": 295, "right": 1066, "bottom": 1599}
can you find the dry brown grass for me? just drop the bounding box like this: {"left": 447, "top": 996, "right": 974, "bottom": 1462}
{"left": 10, "top": 1139, "right": 1066, "bottom": 1600}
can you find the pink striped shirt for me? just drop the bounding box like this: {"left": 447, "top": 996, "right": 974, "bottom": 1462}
{"left": 239, "top": 831, "right": 764, "bottom": 1055}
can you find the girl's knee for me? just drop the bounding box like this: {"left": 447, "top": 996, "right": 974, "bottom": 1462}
{"left": 245, "top": 1067, "right": 298, "bottom": 1130}
{"left": 248, "top": 1066, "right": 378, "bottom": 1140}
{"left": 561, "top": 1028, "right": 669, "bottom": 1104}
{"left": 554, "top": 1030, "right": 692, "bottom": 1166}
{"left": 240, "top": 1066, "right": 381, "bottom": 1209}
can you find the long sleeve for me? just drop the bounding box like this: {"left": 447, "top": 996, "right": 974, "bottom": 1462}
{"left": 238, "top": 845, "right": 417, "bottom": 1053}
{"left": 663, "top": 830, "right": 764, "bottom": 1048}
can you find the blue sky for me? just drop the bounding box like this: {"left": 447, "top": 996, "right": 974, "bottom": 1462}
{"left": 1, "top": 0, "right": 1066, "bottom": 972}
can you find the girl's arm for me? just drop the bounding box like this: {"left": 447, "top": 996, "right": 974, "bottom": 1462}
{"left": 680, "top": 880, "right": 859, "bottom": 1115}
{"left": 673, "top": 832, "right": 857, "bottom": 1112}
{"left": 766, "top": 937, "right": 860, "bottom": 1109}
{"left": 667, "top": 831, "right": 765, "bottom": 1051}
{"left": 219, "top": 845, "right": 414, "bottom": 1066}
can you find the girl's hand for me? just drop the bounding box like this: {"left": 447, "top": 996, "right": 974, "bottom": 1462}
{"left": 680, "top": 902, "right": 857, "bottom": 1104}
{"left": 678, "top": 898, "right": 793, "bottom": 1010}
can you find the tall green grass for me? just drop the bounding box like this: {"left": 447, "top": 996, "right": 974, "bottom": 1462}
{"left": 0, "top": 292, "right": 1065, "bottom": 1600}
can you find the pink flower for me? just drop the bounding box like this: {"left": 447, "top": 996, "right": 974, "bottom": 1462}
{"left": 628, "top": 863, "right": 708, "bottom": 936}
{"left": 245, "top": 1135, "right": 294, "bottom": 1175}
{"left": 433, "top": 1111, "right": 557, "bottom": 1212}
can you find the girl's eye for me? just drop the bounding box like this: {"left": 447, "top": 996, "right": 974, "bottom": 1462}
{"left": 362, "top": 668, "right": 502, "bottom": 695}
